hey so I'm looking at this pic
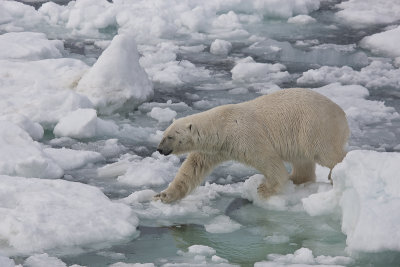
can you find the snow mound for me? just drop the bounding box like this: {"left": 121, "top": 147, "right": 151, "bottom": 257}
{"left": 360, "top": 26, "right": 400, "bottom": 58}
{"left": 0, "top": 32, "right": 63, "bottom": 60}
{"left": 0, "top": 175, "right": 138, "bottom": 255}
{"left": 53, "top": 108, "right": 118, "bottom": 139}
{"left": 302, "top": 150, "right": 400, "bottom": 252}
{"left": 77, "top": 34, "right": 153, "bottom": 114}
{"left": 210, "top": 39, "right": 232, "bottom": 56}
{"left": 0, "top": 121, "right": 63, "bottom": 179}
{"left": 0, "top": 58, "right": 92, "bottom": 126}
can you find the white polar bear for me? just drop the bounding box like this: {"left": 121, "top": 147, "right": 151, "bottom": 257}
{"left": 155, "top": 88, "right": 349, "bottom": 203}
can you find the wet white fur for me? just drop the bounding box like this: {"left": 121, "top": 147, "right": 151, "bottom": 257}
{"left": 155, "top": 88, "right": 349, "bottom": 203}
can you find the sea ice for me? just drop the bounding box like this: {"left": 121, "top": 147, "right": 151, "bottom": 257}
{"left": 0, "top": 58, "right": 92, "bottom": 126}
{"left": 0, "top": 255, "right": 16, "bottom": 267}
{"left": 360, "top": 26, "right": 400, "bottom": 58}
{"left": 77, "top": 34, "right": 153, "bottom": 114}
{"left": 204, "top": 215, "right": 241, "bottom": 234}
{"left": 0, "top": 32, "right": 64, "bottom": 60}
{"left": 0, "top": 114, "right": 44, "bottom": 141}
{"left": 0, "top": 175, "right": 138, "bottom": 255}
{"left": 44, "top": 147, "right": 104, "bottom": 171}
{"left": 297, "top": 61, "right": 400, "bottom": 89}
{"left": 335, "top": 0, "right": 400, "bottom": 28}
{"left": 24, "top": 253, "right": 68, "bottom": 267}
{"left": 0, "top": 121, "right": 63, "bottom": 179}
{"left": 53, "top": 108, "right": 118, "bottom": 139}
{"left": 255, "top": 247, "right": 353, "bottom": 266}
{"left": 302, "top": 150, "right": 400, "bottom": 252}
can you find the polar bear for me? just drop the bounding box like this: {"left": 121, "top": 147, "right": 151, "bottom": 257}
{"left": 154, "top": 88, "right": 349, "bottom": 203}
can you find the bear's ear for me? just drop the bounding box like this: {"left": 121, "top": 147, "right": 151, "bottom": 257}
{"left": 187, "top": 123, "right": 193, "bottom": 132}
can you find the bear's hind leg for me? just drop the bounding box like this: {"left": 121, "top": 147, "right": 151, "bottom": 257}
{"left": 254, "top": 157, "right": 290, "bottom": 199}
{"left": 289, "top": 160, "right": 316, "bottom": 184}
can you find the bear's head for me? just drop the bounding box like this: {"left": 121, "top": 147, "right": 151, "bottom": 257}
{"left": 157, "top": 117, "right": 196, "bottom": 155}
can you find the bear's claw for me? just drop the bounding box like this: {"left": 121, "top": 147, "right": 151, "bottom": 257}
{"left": 153, "top": 190, "right": 179, "bottom": 203}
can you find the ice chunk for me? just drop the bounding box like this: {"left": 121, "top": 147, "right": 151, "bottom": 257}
{"left": 0, "top": 255, "right": 16, "bottom": 267}
{"left": 210, "top": 39, "right": 233, "bottom": 56}
{"left": 298, "top": 61, "right": 400, "bottom": 89}
{"left": 0, "top": 175, "right": 138, "bottom": 255}
{"left": 0, "top": 121, "right": 63, "bottom": 179}
{"left": 77, "top": 34, "right": 153, "bottom": 114}
{"left": 287, "top": 15, "right": 316, "bottom": 24}
{"left": 0, "top": 58, "right": 92, "bottom": 126}
{"left": 0, "top": 114, "right": 44, "bottom": 141}
{"left": 188, "top": 245, "right": 216, "bottom": 256}
{"left": 231, "top": 56, "right": 290, "bottom": 84}
{"left": 255, "top": 247, "right": 353, "bottom": 266}
{"left": 147, "top": 107, "right": 177, "bottom": 123}
{"left": 116, "top": 152, "right": 180, "bottom": 187}
{"left": 44, "top": 148, "right": 104, "bottom": 171}
{"left": 109, "top": 263, "right": 155, "bottom": 267}
{"left": 204, "top": 215, "right": 241, "bottom": 234}
{"left": 0, "top": 1, "right": 44, "bottom": 32}
{"left": 24, "top": 254, "right": 67, "bottom": 267}
{"left": 360, "top": 26, "right": 400, "bottom": 58}
{"left": 53, "top": 109, "right": 118, "bottom": 139}
{"left": 303, "top": 150, "right": 400, "bottom": 252}
{"left": 0, "top": 32, "right": 63, "bottom": 60}
{"left": 335, "top": 0, "right": 400, "bottom": 28}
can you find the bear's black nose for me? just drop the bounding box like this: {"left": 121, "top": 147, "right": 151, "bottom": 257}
{"left": 157, "top": 148, "right": 163, "bottom": 154}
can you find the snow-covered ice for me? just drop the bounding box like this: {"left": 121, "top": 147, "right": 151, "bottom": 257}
{"left": 360, "top": 26, "right": 400, "bottom": 58}
{"left": 77, "top": 34, "right": 153, "bottom": 114}
{"left": 0, "top": 175, "right": 138, "bottom": 255}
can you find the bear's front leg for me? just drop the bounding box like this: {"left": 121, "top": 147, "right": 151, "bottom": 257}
{"left": 154, "top": 152, "right": 224, "bottom": 203}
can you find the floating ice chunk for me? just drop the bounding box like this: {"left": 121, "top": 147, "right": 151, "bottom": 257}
{"left": 77, "top": 34, "right": 153, "bottom": 114}
{"left": 0, "top": 175, "right": 138, "bottom": 255}
{"left": 188, "top": 245, "right": 216, "bottom": 256}
{"left": 139, "top": 43, "right": 210, "bottom": 86}
{"left": 0, "top": 32, "right": 63, "bottom": 60}
{"left": 360, "top": 26, "right": 400, "bottom": 57}
{"left": 116, "top": 152, "right": 180, "bottom": 187}
{"left": 204, "top": 215, "right": 241, "bottom": 234}
{"left": 24, "top": 253, "right": 67, "bottom": 267}
{"left": 242, "top": 174, "right": 331, "bottom": 211}
{"left": 256, "top": 247, "right": 353, "bottom": 266}
{"left": 298, "top": 61, "right": 400, "bottom": 89}
{"left": 0, "top": 255, "right": 16, "bottom": 267}
{"left": 0, "top": 121, "right": 63, "bottom": 179}
{"left": 147, "top": 107, "right": 177, "bottom": 123}
{"left": 210, "top": 39, "right": 232, "bottom": 56}
{"left": 231, "top": 56, "right": 290, "bottom": 83}
{"left": 335, "top": 0, "right": 400, "bottom": 28}
{"left": 44, "top": 148, "right": 104, "bottom": 171}
{"left": 138, "top": 100, "right": 190, "bottom": 114}
{"left": 53, "top": 109, "right": 118, "bottom": 139}
{"left": 0, "top": 114, "right": 44, "bottom": 141}
{"left": 303, "top": 150, "right": 400, "bottom": 252}
{"left": 287, "top": 15, "right": 316, "bottom": 24}
{"left": 0, "top": 58, "right": 92, "bottom": 126}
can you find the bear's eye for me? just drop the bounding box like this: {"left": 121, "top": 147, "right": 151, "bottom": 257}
{"left": 167, "top": 136, "right": 174, "bottom": 140}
